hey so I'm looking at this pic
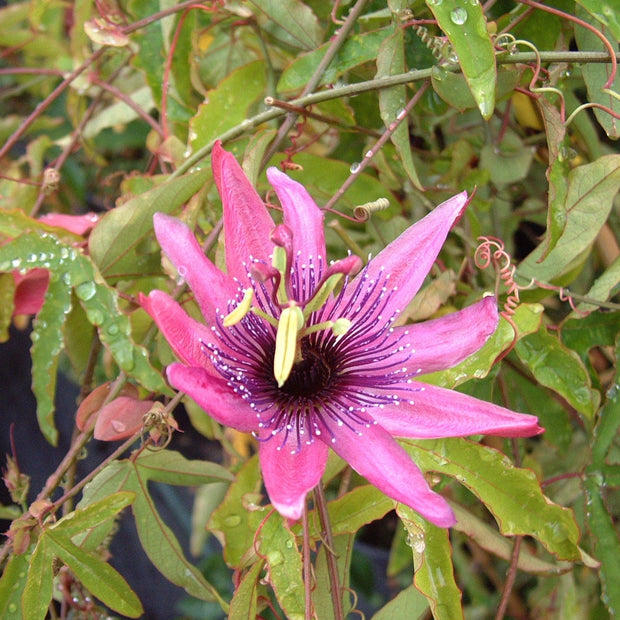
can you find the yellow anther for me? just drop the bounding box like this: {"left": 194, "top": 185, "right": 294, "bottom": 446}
{"left": 331, "top": 318, "right": 352, "bottom": 336}
{"left": 273, "top": 305, "right": 304, "bottom": 387}
{"left": 223, "top": 288, "right": 254, "bottom": 327}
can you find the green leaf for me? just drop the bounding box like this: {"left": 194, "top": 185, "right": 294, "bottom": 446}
{"left": 256, "top": 512, "right": 305, "bottom": 620}
{"left": 51, "top": 491, "right": 135, "bottom": 539}
{"left": 309, "top": 485, "right": 394, "bottom": 537}
{"left": 45, "top": 530, "right": 143, "bottom": 617}
{"left": 30, "top": 276, "right": 72, "bottom": 444}
{"left": 515, "top": 325, "right": 600, "bottom": 421}
{"left": 479, "top": 130, "right": 535, "bottom": 186}
{"left": 0, "top": 208, "right": 82, "bottom": 242}
{"left": 133, "top": 449, "right": 234, "bottom": 486}
{"left": 570, "top": 255, "right": 620, "bottom": 315}
{"left": 0, "top": 551, "right": 29, "bottom": 618}
{"left": 561, "top": 311, "right": 620, "bottom": 358}
{"left": 584, "top": 475, "right": 620, "bottom": 616}
{"left": 371, "top": 584, "right": 429, "bottom": 620}
{"left": 575, "top": 0, "right": 620, "bottom": 40}
{"left": 426, "top": 0, "right": 496, "bottom": 119}
{"left": 451, "top": 503, "right": 572, "bottom": 574}
{"left": 0, "top": 273, "right": 15, "bottom": 342}
{"left": 376, "top": 26, "right": 422, "bottom": 190}
{"left": 228, "top": 560, "right": 264, "bottom": 620}
{"left": 518, "top": 155, "right": 620, "bottom": 283}
{"left": 0, "top": 233, "right": 168, "bottom": 435}
{"left": 575, "top": 6, "right": 620, "bottom": 139}
{"left": 88, "top": 169, "right": 211, "bottom": 279}
{"left": 422, "top": 303, "right": 543, "bottom": 388}
{"left": 249, "top": 0, "right": 322, "bottom": 51}
{"left": 21, "top": 539, "right": 54, "bottom": 620}
{"left": 398, "top": 505, "right": 463, "bottom": 620}
{"left": 80, "top": 452, "right": 228, "bottom": 608}
{"left": 402, "top": 438, "right": 582, "bottom": 561}
{"left": 189, "top": 61, "right": 267, "bottom": 152}
{"left": 278, "top": 30, "right": 388, "bottom": 92}
{"left": 209, "top": 456, "right": 266, "bottom": 568}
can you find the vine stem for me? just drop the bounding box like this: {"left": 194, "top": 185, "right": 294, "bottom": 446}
{"left": 261, "top": 0, "right": 370, "bottom": 167}
{"left": 314, "top": 482, "right": 344, "bottom": 620}
{"left": 173, "top": 50, "right": 619, "bottom": 179}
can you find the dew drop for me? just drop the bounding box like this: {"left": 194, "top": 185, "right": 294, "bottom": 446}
{"left": 75, "top": 281, "right": 97, "bottom": 301}
{"left": 268, "top": 551, "right": 284, "bottom": 566}
{"left": 107, "top": 323, "right": 120, "bottom": 336}
{"left": 11, "top": 259, "right": 21, "bottom": 268}
{"left": 86, "top": 308, "right": 104, "bottom": 325}
{"left": 224, "top": 515, "right": 241, "bottom": 527}
{"left": 285, "top": 539, "right": 293, "bottom": 548}
{"left": 60, "top": 247, "right": 70, "bottom": 259}
{"left": 0, "top": 261, "right": 10, "bottom": 271}
{"left": 450, "top": 7, "right": 468, "bottom": 24}
{"left": 177, "top": 265, "right": 187, "bottom": 278}
{"left": 62, "top": 272, "right": 72, "bottom": 285}
{"left": 349, "top": 162, "right": 361, "bottom": 174}
{"left": 27, "top": 253, "right": 37, "bottom": 263}
{"left": 431, "top": 65, "right": 447, "bottom": 82}
{"left": 8, "top": 603, "right": 17, "bottom": 613}
{"left": 111, "top": 420, "right": 127, "bottom": 433}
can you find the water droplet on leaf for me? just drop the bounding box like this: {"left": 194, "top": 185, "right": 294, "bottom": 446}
{"left": 350, "top": 162, "right": 361, "bottom": 174}
{"left": 450, "top": 7, "right": 468, "bottom": 24}
{"left": 75, "top": 281, "right": 97, "bottom": 301}
{"left": 224, "top": 515, "right": 241, "bottom": 527}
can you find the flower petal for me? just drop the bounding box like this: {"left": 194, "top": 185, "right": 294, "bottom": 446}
{"left": 153, "top": 213, "right": 237, "bottom": 323}
{"left": 345, "top": 191, "right": 469, "bottom": 314}
{"left": 13, "top": 269, "right": 49, "bottom": 315}
{"left": 212, "top": 142, "right": 275, "bottom": 279}
{"left": 398, "top": 296, "right": 499, "bottom": 374}
{"left": 140, "top": 290, "right": 219, "bottom": 370}
{"left": 167, "top": 363, "right": 259, "bottom": 432}
{"left": 39, "top": 212, "right": 99, "bottom": 235}
{"left": 266, "top": 167, "right": 326, "bottom": 261}
{"left": 323, "top": 422, "right": 455, "bottom": 527}
{"left": 371, "top": 384, "right": 543, "bottom": 439}
{"left": 259, "top": 434, "right": 329, "bottom": 520}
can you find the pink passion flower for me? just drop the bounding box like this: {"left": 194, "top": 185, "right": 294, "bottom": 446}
{"left": 141, "top": 143, "right": 542, "bottom": 527}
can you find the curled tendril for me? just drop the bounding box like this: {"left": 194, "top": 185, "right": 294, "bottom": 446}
{"left": 353, "top": 198, "right": 390, "bottom": 222}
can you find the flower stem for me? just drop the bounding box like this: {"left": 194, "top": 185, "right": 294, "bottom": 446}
{"left": 302, "top": 501, "right": 314, "bottom": 619}
{"left": 314, "top": 482, "right": 344, "bottom": 620}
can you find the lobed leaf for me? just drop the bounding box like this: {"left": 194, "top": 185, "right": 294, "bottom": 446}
{"left": 21, "top": 539, "right": 54, "bottom": 620}
{"left": 0, "top": 551, "right": 29, "bottom": 618}
{"left": 228, "top": 560, "right": 264, "bottom": 620}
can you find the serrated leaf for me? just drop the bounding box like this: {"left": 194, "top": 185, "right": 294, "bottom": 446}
{"left": 278, "top": 29, "right": 388, "bottom": 92}
{"left": 423, "top": 303, "right": 543, "bottom": 388}
{"left": 21, "top": 539, "right": 54, "bottom": 620}
{"left": 249, "top": 0, "right": 322, "bottom": 51}
{"left": 518, "top": 155, "right": 620, "bottom": 282}
{"left": 0, "top": 208, "right": 82, "bottom": 242}
{"left": 402, "top": 438, "right": 582, "bottom": 560}
{"left": 427, "top": 0, "right": 496, "bottom": 119}
{"left": 376, "top": 26, "right": 422, "bottom": 190}
{"left": 575, "top": 5, "right": 620, "bottom": 138}
{"left": 515, "top": 325, "right": 600, "bottom": 420}
{"left": 46, "top": 530, "right": 143, "bottom": 617}
{"left": 398, "top": 505, "right": 463, "bottom": 620}
{"left": 88, "top": 169, "right": 211, "bottom": 278}
{"left": 189, "top": 61, "right": 266, "bottom": 152}
{"left": 0, "top": 551, "right": 29, "bottom": 618}
{"left": 209, "top": 456, "right": 266, "bottom": 568}
{"left": 80, "top": 453, "right": 228, "bottom": 608}
{"left": 561, "top": 311, "right": 620, "bottom": 358}
{"left": 256, "top": 512, "right": 305, "bottom": 620}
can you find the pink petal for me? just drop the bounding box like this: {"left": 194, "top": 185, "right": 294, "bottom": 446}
{"left": 166, "top": 363, "right": 259, "bottom": 432}
{"left": 259, "top": 434, "right": 328, "bottom": 520}
{"left": 140, "top": 290, "right": 220, "bottom": 370}
{"left": 371, "top": 384, "right": 543, "bottom": 439}
{"left": 153, "top": 213, "right": 237, "bottom": 323}
{"left": 94, "top": 396, "right": 152, "bottom": 441}
{"left": 38, "top": 212, "right": 99, "bottom": 235}
{"left": 266, "top": 167, "right": 326, "bottom": 261}
{"left": 398, "top": 296, "right": 499, "bottom": 375}
{"left": 344, "top": 191, "right": 469, "bottom": 314}
{"left": 13, "top": 269, "right": 49, "bottom": 315}
{"left": 324, "top": 422, "right": 455, "bottom": 527}
{"left": 212, "top": 142, "right": 275, "bottom": 280}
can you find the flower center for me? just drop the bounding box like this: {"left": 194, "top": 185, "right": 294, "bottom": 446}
{"left": 279, "top": 340, "right": 332, "bottom": 398}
